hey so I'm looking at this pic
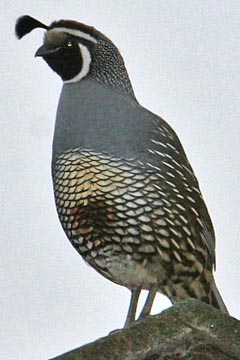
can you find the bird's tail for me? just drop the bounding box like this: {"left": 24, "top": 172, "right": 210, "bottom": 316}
{"left": 209, "top": 276, "right": 229, "bottom": 314}
{"left": 169, "top": 271, "right": 229, "bottom": 315}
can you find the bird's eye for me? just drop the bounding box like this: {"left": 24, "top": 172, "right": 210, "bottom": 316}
{"left": 67, "top": 40, "right": 73, "bottom": 47}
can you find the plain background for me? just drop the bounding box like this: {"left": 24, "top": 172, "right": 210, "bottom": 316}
{"left": 1, "top": 1, "right": 240, "bottom": 359}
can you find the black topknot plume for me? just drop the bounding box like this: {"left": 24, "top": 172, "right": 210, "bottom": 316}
{"left": 15, "top": 15, "right": 49, "bottom": 39}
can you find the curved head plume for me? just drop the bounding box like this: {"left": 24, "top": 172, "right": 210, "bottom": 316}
{"left": 15, "top": 15, "right": 49, "bottom": 39}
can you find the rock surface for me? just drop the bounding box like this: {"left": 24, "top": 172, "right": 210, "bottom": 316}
{"left": 50, "top": 299, "right": 240, "bottom": 360}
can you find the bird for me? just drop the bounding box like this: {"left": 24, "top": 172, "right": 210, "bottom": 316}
{"left": 15, "top": 15, "right": 228, "bottom": 327}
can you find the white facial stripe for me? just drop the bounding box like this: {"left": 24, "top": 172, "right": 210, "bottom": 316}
{"left": 64, "top": 44, "right": 91, "bottom": 83}
{"left": 53, "top": 27, "right": 97, "bottom": 44}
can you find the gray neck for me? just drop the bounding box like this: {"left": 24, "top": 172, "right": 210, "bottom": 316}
{"left": 88, "top": 38, "right": 136, "bottom": 99}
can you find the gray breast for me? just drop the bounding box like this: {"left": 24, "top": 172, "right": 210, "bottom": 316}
{"left": 52, "top": 78, "right": 159, "bottom": 162}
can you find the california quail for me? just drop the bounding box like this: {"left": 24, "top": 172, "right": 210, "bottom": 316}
{"left": 15, "top": 15, "right": 228, "bottom": 327}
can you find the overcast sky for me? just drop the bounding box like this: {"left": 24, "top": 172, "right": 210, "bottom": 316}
{"left": 1, "top": 1, "right": 240, "bottom": 359}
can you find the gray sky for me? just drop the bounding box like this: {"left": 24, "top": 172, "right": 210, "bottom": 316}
{"left": 1, "top": 1, "right": 240, "bottom": 359}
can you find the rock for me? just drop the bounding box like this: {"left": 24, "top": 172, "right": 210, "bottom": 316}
{"left": 50, "top": 299, "right": 240, "bottom": 360}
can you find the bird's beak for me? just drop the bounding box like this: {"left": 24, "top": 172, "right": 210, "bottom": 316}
{"left": 35, "top": 44, "right": 60, "bottom": 57}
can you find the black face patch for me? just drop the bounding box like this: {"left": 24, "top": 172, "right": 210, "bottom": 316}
{"left": 43, "top": 41, "right": 83, "bottom": 81}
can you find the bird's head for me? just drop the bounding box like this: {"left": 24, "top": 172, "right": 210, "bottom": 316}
{"left": 15, "top": 15, "right": 134, "bottom": 95}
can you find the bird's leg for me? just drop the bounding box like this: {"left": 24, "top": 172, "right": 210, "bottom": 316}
{"left": 124, "top": 288, "right": 141, "bottom": 328}
{"left": 138, "top": 284, "right": 158, "bottom": 320}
